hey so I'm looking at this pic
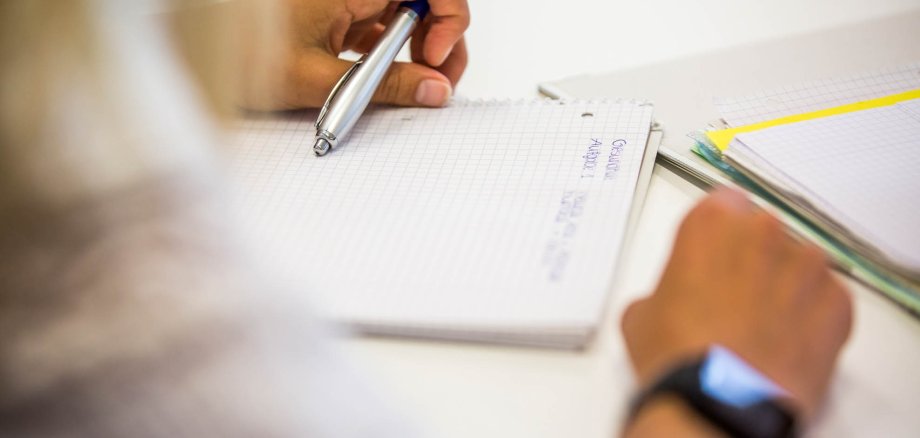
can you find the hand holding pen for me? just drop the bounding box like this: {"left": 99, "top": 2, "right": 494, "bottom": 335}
{"left": 240, "top": 0, "right": 468, "bottom": 111}
{"left": 316, "top": 1, "right": 450, "bottom": 155}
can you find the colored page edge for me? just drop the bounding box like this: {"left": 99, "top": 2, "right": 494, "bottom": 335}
{"left": 706, "top": 89, "right": 920, "bottom": 151}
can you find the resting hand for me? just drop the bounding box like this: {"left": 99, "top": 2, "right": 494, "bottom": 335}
{"left": 246, "top": 0, "right": 469, "bottom": 110}
{"left": 622, "top": 188, "right": 853, "bottom": 421}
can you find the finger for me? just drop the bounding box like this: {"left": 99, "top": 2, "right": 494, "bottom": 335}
{"left": 335, "top": 1, "right": 393, "bottom": 53}
{"left": 350, "top": 23, "right": 386, "bottom": 53}
{"left": 349, "top": 0, "right": 393, "bottom": 21}
{"left": 679, "top": 188, "right": 752, "bottom": 237}
{"left": 343, "top": 15, "right": 386, "bottom": 52}
{"left": 675, "top": 188, "right": 754, "bottom": 262}
{"left": 412, "top": 23, "right": 466, "bottom": 85}
{"left": 286, "top": 49, "right": 453, "bottom": 108}
{"left": 379, "top": 2, "right": 401, "bottom": 25}
{"left": 374, "top": 61, "right": 452, "bottom": 107}
{"left": 436, "top": 36, "right": 467, "bottom": 86}
{"left": 409, "top": 12, "right": 430, "bottom": 64}
{"left": 422, "top": 0, "right": 470, "bottom": 66}
{"left": 708, "top": 186, "right": 755, "bottom": 214}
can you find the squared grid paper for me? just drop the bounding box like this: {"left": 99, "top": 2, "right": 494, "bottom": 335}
{"left": 228, "top": 100, "right": 653, "bottom": 344}
{"left": 715, "top": 62, "right": 920, "bottom": 127}
{"left": 732, "top": 99, "right": 920, "bottom": 273}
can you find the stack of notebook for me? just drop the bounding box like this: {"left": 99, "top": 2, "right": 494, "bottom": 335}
{"left": 693, "top": 63, "right": 920, "bottom": 315}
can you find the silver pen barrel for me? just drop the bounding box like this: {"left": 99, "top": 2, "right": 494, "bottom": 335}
{"left": 313, "top": 8, "right": 422, "bottom": 156}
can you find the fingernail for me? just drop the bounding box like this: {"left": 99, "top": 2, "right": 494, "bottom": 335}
{"left": 415, "top": 79, "right": 452, "bottom": 107}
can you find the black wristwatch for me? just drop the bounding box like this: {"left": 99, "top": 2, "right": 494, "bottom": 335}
{"left": 628, "top": 345, "right": 800, "bottom": 438}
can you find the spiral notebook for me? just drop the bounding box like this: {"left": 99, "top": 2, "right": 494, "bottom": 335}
{"left": 725, "top": 97, "right": 920, "bottom": 279}
{"left": 699, "top": 63, "right": 920, "bottom": 314}
{"left": 229, "top": 99, "right": 656, "bottom": 348}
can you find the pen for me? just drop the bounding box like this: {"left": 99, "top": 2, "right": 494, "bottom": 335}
{"left": 313, "top": 0, "right": 431, "bottom": 156}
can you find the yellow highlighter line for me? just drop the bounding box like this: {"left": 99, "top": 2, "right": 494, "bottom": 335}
{"left": 706, "top": 89, "right": 920, "bottom": 151}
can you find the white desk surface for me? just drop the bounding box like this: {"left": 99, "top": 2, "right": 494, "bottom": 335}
{"left": 340, "top": 1, "right": 920, "bottom": 437}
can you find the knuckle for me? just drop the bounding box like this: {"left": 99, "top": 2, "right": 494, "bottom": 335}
{"left": 683, "top": 192, "right": 751, "bottom": 235}
{"left": 685, "top": 196, "right": 726, "bottom": 225}
{"left": 750, "top": 210, "right": 783, "bottom": 237}
{"left": 793, "top": 245, "right": 831, "bottom": 285}
{"left": 378, "top": 69, "right": 407, "bottom": 103}
{"left": 449, "top": 0, "right": 472, "bottom": 27}
{"left": 677, "top": 208, "right": 708, "bottom": 239}
{"left": 751, "top": 209, "right": 779, "bottom": 228}
{"left": 678, "top": 202, "right": 731, "bottom": 243}
{"left": 458, "top": 12, "right": 471, "bottom": 29}
{"left": 799, "top": 244, "right": 828, "bottom": 268}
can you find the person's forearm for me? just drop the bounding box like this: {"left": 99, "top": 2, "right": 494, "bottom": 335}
{"left": 623, "top": 396, "right": 726, "bottom": 438}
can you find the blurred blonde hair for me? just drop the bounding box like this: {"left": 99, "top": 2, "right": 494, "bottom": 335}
{"left": 0, "top": 0, "right": 281, "bottom": 213}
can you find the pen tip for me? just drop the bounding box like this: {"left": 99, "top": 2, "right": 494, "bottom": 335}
{"left": 313, "top": 138, "right": 331, "bottom": 156}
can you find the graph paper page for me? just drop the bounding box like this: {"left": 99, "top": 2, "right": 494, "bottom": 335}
{"left": 229, "top": 100, "right": 653, "bottom": 340}
{"left": 715, "top": 62, "right": 920, "bottom": 127}
{"left": 730, "top": 98, "right": 920, "bottom": 274}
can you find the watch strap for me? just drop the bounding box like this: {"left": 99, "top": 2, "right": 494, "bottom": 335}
{"left": 629, "top": 358, "right": 799, "bottom": 438}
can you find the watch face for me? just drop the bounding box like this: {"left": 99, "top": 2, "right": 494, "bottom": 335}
{"left": 699, "top": 346, "right": 790, "bottom": 408}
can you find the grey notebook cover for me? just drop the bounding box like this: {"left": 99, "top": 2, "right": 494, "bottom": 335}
{"left": 538, "top": 9, "right": 920, "bottom": 187}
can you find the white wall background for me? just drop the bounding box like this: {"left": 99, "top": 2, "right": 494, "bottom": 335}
{"left": 458, "top": 0, "right": 920, "bottom": 98}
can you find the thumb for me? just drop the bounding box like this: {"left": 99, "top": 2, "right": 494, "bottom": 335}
{"left": 290, "top": 50, "right": 452, "bottom": 109}
{"left": 373, "top": 61, "right": 453, "bottom": 107}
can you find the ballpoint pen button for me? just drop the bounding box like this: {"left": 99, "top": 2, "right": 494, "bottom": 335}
{"left": 314, "top": 138, "right": 332, "bottom": 156}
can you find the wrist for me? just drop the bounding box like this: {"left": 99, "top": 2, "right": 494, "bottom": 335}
{"left": 625, "top": 395, "right": 726, "bottom": 438}
{"left": 627, "top": 345, "right": 801, "bottom": 438}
